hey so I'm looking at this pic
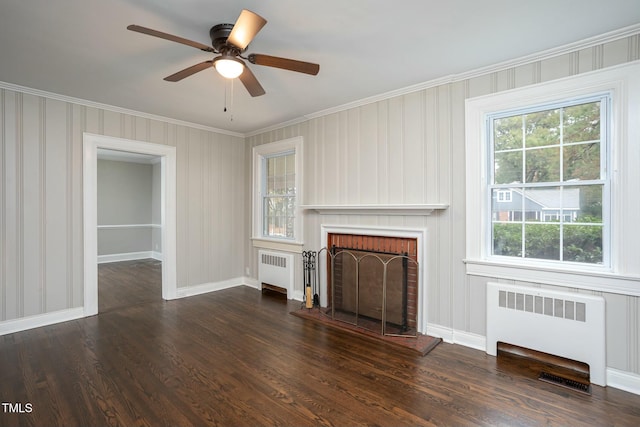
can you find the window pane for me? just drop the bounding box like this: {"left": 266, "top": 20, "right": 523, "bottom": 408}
{"left": 524, "top": 109, "right": 560, "bottom": 148}
{"left": 563, "top": 143, "right": 600, "bottom": 181}
{"left": 563, "top": 102, "right": 600, "bottom": 144}
{"left": 523, "top": 187, "right": 561, "bottom": 222}
{"left": 574, "top": 184, "right": 603, "bottom": 222}
{"left": 525, "top": 224, "right": 560, "bottom": 260}
{"left": 494, "top": 116, "right": 523, "bottom": 151}
{"left": 563, "top": 224, "right": 603, "bottom": 263}
{"left": 493, "top": 223, "right": 522, "bottom": 257}
{"left": 494, "top": 151, "right": 522, "bottom": 184}
{"left": 525, "top": 146, "right": 560, "bottom": 183}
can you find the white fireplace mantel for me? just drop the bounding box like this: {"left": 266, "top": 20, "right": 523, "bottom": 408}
{"left": 300, "top": 203, "right": 448, "bottom": 216}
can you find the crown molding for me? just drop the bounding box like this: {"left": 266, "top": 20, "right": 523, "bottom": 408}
{"left": 0, "top": 81, "right": 244, "bottom": 138}
{"left": 251, "top": 23, "right": 640, "bottom": 135}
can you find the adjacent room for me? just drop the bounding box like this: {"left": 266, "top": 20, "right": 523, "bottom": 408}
{"left": 1, "top": 1, "right": 640, "bottom": 425}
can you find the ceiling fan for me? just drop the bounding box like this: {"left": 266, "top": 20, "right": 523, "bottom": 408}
{"left": 127, "top": 9, "right": 320, "bottom": 97}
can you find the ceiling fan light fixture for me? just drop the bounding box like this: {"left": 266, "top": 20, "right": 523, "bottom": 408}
{"left": 213, "top": 56, "right": 244, "bottom": 79}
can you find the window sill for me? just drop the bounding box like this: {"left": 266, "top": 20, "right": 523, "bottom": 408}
{"left": 252, "top": 238, "right": 304, "bottom": 254}
{"left": 464, "top": 258, "right": 640, "bottom": 297}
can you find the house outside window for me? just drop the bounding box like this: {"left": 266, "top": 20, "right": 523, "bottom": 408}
{"left": 489, "top": 98, "right": 608, "bottom": 264}
{"left": 252, "top": 137, "right": 304, "bottom": 247}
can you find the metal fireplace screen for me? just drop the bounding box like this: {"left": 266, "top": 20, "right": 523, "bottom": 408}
{"left": 329, "top": 247, "right": 417, "bottom": 337}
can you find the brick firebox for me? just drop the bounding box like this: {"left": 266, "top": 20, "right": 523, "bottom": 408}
{"left": 327, "top": 233, "right": 418, "bottom": 331}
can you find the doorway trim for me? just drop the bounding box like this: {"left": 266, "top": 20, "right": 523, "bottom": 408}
{"left": 83, "top": 133, "right": 177, "bottom": 316}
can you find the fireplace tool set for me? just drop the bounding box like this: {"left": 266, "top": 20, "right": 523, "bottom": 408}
{"left": 302, "top": 250, "right": 319, "bottom": 308}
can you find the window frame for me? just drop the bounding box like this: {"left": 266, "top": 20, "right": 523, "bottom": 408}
{"left": 252, "top": 137, "right": 304, "bottom": 250}
{"left": 464, "top": 62, "right": 640, "bottom": 296}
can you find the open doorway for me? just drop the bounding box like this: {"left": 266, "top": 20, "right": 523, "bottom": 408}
{"left": 83, "top": 133, "right": 177, "bottom": 316}
{"left": 96, "top": 149, "right": 162, "bottom": 312}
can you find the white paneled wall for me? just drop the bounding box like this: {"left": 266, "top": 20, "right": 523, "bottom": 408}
{"left": 246, "top": 32, "right": 640, "bottom": 378}
{"left": 0, "top": 90, "right": 246, "bottom": 324}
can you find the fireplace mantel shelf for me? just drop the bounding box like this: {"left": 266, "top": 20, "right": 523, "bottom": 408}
{"left": 300, "top": 204, "right": 448, "bottom": 216}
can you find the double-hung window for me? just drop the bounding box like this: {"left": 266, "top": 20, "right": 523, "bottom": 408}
{"left": 252, "top": 137, "right": 303, "bottom": 246}
{"left": 464, "top": 62, "right": 640, "bottom": 295}
{"left": 489, "top": 97, "right": 608, "bottom": 265}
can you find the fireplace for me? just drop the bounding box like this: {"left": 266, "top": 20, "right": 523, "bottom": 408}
{"left": 323, "top": 232, "right": 419, "bottom": 337}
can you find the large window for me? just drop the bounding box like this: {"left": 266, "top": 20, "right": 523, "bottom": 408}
{"left": 464, "top": 62, "right": 640, "bottom": 295}
{"left": 489, "top": 97, "right": 608, "bottom": 265}
{"left": 252, "top": 137, "right": 303, "bottom": 246}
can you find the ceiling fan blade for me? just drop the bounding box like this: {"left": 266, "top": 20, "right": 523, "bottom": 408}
{"left": 227, "top": 9, "right": 267, "bottom": 51}
{"left": 164, "top": 61, "right": 213, "bottom": 82}
{"left": 238, "top": 66, "right": 266, "bottom": 97}
{"left": 127, "top": 24, "right": 214, "bottom": 52}
{"left": 248, "top": 54, "right": 319, "bottom": 75}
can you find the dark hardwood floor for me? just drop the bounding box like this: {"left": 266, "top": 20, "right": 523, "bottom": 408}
{"left": 1, "top": 260, "right": 639, "bottom": 426}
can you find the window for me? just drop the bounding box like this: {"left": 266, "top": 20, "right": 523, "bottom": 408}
{"left": 496, "top": 190, "right": 512, "bottom": 202}
{"left": 252, "top": 137, "right": 303, "bottom": 246}
{"left": 263, "top": 151, "right": 296, "bottom": 238}
{"left": 489, "top": 98, "right": 608, "bottom": 264}
{"left": 464, "top": 62, "right": 640, "bottom": 295}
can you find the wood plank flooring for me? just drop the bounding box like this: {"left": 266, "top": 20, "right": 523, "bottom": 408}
{"left": 1, "top": 260, "right": 639, "bottom": 426}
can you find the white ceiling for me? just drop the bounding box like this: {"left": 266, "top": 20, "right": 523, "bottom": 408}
{"left": 1, "top": 0, "right": 639, "bottom": 135}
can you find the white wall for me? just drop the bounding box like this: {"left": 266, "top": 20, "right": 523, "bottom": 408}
{"left": 246, "top": 31, "right": 640, "bottom": 380}
{"left": 97, "top": 159, "right": 154, "bottom": 258}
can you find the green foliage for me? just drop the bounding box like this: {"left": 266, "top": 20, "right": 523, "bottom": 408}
{"left": 493, "top": 101, "right": 601, "bottom": 185}
{"left": 493, "top": 221, "right": 603, "bottom": 264}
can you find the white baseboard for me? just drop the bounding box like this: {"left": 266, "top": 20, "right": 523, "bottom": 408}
{"left": 176, "top": 277, "right": 255, "bottom": 299}
{"left": 427, "top": 322, "right": 640, "bottom": 395}
{"left": 427, "top": 323, "right": 486, "bottom": 351}
{"left": 607, "top": 368, "right": 640, "bottom": 396}
{"left": 292, "top": 290, "right": 304, "bottom": 302}
{"left": 243, "top": 277, "right": 260, "bottom": 290}
{"left": 98, "top": 251, "right": 159, "bottom": 264}
{"left": 0, "top": 308, "right": 85, "bottom": 336}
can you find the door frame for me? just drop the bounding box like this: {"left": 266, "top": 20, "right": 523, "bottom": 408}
{"left": 83, "top": 133, "right": 177, "bottom": 316}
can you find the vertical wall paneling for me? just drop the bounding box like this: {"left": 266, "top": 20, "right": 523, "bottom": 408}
{"left": 402, "top": 92, "right": 424, "bottom": 204}
{"left": 387, "top": 96, "right": 404, "bottom": 203}
{"left": 376, "top": 100, "right": 389, "bottom": 205}
{"left": 0, "top": 89, "right": 8, "bottom": 320}
{"left": 450, "top": 81, "right": 469, "bottom": 332}
{"left": 359, "top": 103, "right": 378, "bottom": 203}
{"left": 22, "top": 94, "right": 41, "bottom": 317}
{"left": 71, "top": 105, "right": 84, "bottom": 308}
{"left": 45, "top": 99, "right": 69, "bottom": 312}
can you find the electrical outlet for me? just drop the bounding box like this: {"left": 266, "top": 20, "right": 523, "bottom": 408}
{"left": 245, "top": 267, "right": 250, "bottom": 276}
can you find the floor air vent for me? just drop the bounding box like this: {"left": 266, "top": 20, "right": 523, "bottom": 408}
{"left": 538, "top": 371, "right": 591, "bottom": 395}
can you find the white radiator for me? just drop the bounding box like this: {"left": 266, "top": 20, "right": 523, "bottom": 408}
{"left": 486, "top": 282, "right": 606, "bottom": 386}
{"left": 258, "top": 250, "right": 295, "bottom": 298}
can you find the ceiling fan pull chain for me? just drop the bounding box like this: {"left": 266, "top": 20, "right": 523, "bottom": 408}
{"left": 230, "top": 79, "right": 234, "bottom": 121}
{"left": 223, "top": 80, "right": 228, "bottom": 112}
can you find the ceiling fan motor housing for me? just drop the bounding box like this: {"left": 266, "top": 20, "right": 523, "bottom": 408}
{"left": 209, "top": 23, "right": 237, "bottom": 52}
